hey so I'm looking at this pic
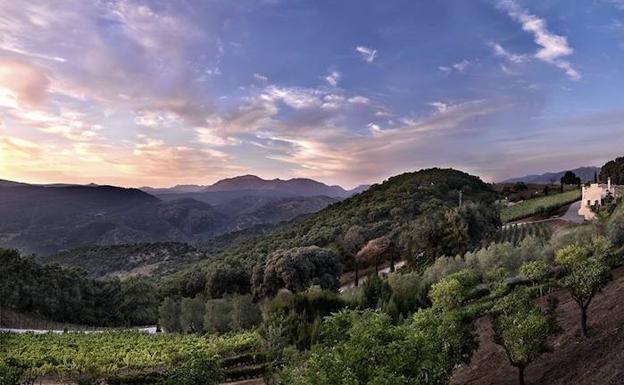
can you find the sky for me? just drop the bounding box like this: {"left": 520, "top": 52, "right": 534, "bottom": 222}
{"left": 1, "top": 0, "right": 624, "bottom": 188}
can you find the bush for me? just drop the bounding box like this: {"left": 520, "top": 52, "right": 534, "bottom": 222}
{"left": 163, "top": 352, "right": 222, "bottom": 385}
{"left": 0, "top": 363, "right": 23, "bottom": 385}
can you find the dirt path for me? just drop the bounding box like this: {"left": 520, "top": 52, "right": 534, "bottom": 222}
{"left": 450, "top": 266, "right": 624, "bottom": 385}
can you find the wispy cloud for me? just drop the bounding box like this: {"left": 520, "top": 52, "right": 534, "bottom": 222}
{"left": 488, "top": 42, "right": 528, "bottom": 64}
{"left": 497, "top": 0, "right": 580, "bottom": 80}
{"left": 439, "top": 59, "right": 474, "bottom": 74}
{"left": 355, "top": 46, "right": 377, "bottom": 63}
{"left": 325, "top": 70, "right": 340, "bottom": 87}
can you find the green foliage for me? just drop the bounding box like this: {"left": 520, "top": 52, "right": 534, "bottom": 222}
{"left": 491, "top": 289, "right": 558, "bottom": 385}
{"left": 159, "top": 297, "right": 181, "bottom": 333}
{"left": 260, "top": 288, "right": 347, "bottom": 350}
{"left": 555, "top": 244, "right": 588, "bottom": 270}
{"left": 560, "top": 171, "right": 581, "bottom": 186}
{"left": 600, "top": 156, "right": 624, "bottom": 185}
{"left": 278, "top": 308, "right": 476, "bottom": 385}
{"left": 204, "top": 264, "right": 251, "bottom": 298}
{"left": 251, "top": 246, "right": 342, "bottom": 298}
{"left": 0, "top": 363, "right": 24, "bottom": 385}
{"left": 560, "top": 259, "right": 610, "bottom": 336}
{"left": 358, "top": 275, "right": 393, "bottom": 309}
{"left": 204, "top": 298, "right": 233, "bottom": 334}
{"left": 606, "top": 206, "right": 624, "bottom": 247}
{"left": 496, "top": 223, "right": 552, "bottom": 245}
{"left": 519, "top": 260, "right": 549, "bottom": 284}
{"left": 0, "top": 331, "right": 260, "bottom": 378}
{"left": 0, "top": 248, "right": 157, "bottom": 326}
{"left": 501, "top": 190, "right": 581, "bottom": 222}
{"left": 400, "top": 202, "right": 501, "bottom": 265}
{"left": 180, "top": 297, "right": 206, "bottom": 334}
{"left": 429, "top": 271, "right": 477, "bottom": 311}
{"left": 229, "top": 295, "right": 262, "bottom": 331}
{"left": 163, "top": 168, "right": 498, "bottom": 300}
{"left": 119, "top": 277, "right": 159, "bottom": 326}
{"left": 163, "top": 352, "right": 222, "bottom": 385}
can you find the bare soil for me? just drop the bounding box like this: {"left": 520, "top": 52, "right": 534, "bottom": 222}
{"left": 451, "top": 266, "right": 624, "bottom": 385}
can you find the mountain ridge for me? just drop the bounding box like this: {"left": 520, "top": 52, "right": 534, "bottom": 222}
{"left": 502, "top": 166, "right": 600, "bottom": 184}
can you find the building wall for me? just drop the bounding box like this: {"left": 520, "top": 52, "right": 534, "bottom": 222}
{"left": 578, "top": 182, "right": 615, "bottom": 220}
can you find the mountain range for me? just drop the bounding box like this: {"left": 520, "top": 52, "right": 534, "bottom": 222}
{"left": 142, "top": 175, "right": 368, "bottom": 198}
{"left": 501, "top": 166, "right": 600, "bottom": 184}
{"left": 0, "top": 175, "right": 365, "bottom": 256}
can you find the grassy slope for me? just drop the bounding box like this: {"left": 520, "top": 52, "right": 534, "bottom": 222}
{"left": 501, "top": 189, "right": 581, "bottom": 223}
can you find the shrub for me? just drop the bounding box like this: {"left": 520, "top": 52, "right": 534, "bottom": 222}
{"left": 0, "top": 363, "right": 23, "bottom": 385}
{"left": 163, "top": 352, "right": 222, "bottom": 385}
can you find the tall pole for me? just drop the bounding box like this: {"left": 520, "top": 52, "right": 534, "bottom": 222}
{"left": 459, "top": 190, "right": 463, "bottom": 208}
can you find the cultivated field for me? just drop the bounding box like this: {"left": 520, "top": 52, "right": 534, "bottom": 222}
{"left": 0, "top": 331, "right": 259, "bottom": 378}
{"left": 501, "top": 189, "right": 581, "bottom": 223}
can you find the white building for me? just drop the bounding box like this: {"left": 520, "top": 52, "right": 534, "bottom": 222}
{"left": 578, "top": 178, "right": 616, "bottom": 220}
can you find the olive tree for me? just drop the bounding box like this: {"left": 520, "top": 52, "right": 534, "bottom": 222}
{"left": 560, "top": 259, "right": 609, "bottom": 337}
{"left": 555, "top": 245, "right": 610, "bottom": 337}
{"left": 491, "top": 289, "right": 558, "bottom": 385}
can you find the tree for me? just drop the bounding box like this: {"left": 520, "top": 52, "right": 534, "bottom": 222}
{"left": 119, "top": 277, "right": 159, "bottom": 326}
{"left": 519, "top": 260, "right": 549, "bottom": 296}
{"left": 559, "top": 259, "right": 609, "bottom": 337}
{"left": 251, "top": 246, "right": 343, "bottom": 298}
{"left": 279, "top": 308, "right": 476, "bottom": 385}
{"left": 159, "top": 297, "right": 181, "bottom": 333}
{"left": 229, "top": 295, "right": 262, "bottom": 331}
{"left": 429, "top": 269, "right": 478, "bottom": 310}
{"left": 600, "top": 156, "right": 624, "bottom": 185}
{"left": 180, "top": 296, "right": 206, "bottom": 334}
{"left": 205, "top": 264, "right": 251, "bottom": 298}
{"left": 560, "top": 171, "right": 581, "bottom": 191}
{"left": 340, "top": 225, "right": 366, "bottom": 287}
{"left": 400, "top": 203, "right": 500, "bottom": 266}
{"left": 491, "top": 289, "right": 558, "bottom": 385}
{"left": 204, "top": 298, "right": 232, "bottom": 334}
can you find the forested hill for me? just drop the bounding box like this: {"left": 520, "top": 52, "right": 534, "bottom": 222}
{"left": 161, "top": 168, "right": 500, "bottom": 297}
{"left": 219, "top": 168, "right": 496, "bottom": 263}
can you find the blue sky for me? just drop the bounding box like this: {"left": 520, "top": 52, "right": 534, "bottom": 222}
{"left": 1, "top": 0, "right": 623, "bottom": 187}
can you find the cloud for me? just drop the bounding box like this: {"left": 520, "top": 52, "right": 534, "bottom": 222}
{"left": 7, "top": 107, "right": 102, "bottom": 142}
{"left": 439, "top": 59, "right": 473, "bottom": 74}
{"left": 488, "top": 42, "right": 528, "bottom": 64}
{"left": 253, "top": 73, "right": 269, "bottom": 82}
{"left": 429, "top": 102, "right": 448, "bottom": 113}
{"left": 325, "top": 70, "right": 340, "bottom": 87}
{"left": 0, "top": 57, "right": 50, "bottom": 107}
{"left": 497, "top": 0, "right": 580, "bottom": 80}
{"left": 355, "top": 46, "right": 377, "bottom": 63}
{"left": 453, "top": 59, "right": 472, "bottom": 72}
{"left": 0, "top": 1, "right": 213, "bottom": 124}
{"left": 347, "top": 96, "right": 370, "bottom": 104}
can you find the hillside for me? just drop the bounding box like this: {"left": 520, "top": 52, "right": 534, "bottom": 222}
{"left": 503, "top": 167, "right": 599, "bottom": 184}
{"left": 159, "top": 168, "right": 500, "bottom": 294}
{"left": 44, "top": 242, "right": 207, "bottom": 278}
{"left": 0, "top": 180, "right": 342, "bottom": 257}
{"left": 0, "top": 184, "right": 230, "bottom": 255}
{"left": 451, "top": 265, "right": 624, "bottom": 385}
